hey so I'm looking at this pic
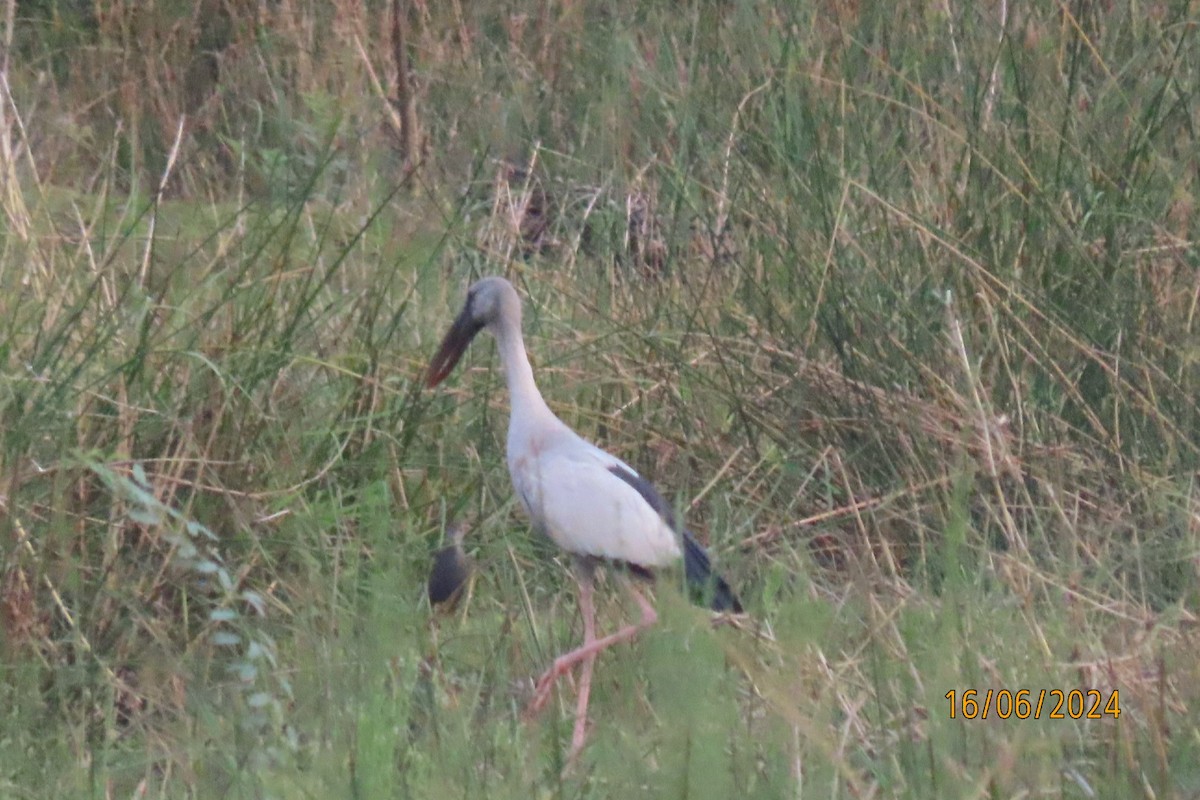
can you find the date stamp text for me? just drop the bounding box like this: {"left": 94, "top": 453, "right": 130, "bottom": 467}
{"left": 944, "top": 689, "right": 1121, "bottom": 720}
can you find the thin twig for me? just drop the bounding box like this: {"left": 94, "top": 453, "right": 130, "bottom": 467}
{"left": 139, "top": 115, "right": 186, "bottom": 287}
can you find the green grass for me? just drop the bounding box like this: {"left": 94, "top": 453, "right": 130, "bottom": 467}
{"left": 2, "top": 1, "right": 1199, "bottom": 797}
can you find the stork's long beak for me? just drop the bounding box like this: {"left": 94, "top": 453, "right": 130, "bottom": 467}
{"left": 426, "top": 306, "right": 485, "bottom": 387}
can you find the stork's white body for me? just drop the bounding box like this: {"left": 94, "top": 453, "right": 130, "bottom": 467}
{"left": 444, "top": 277, "right": 683, "bottom": 568}
{"left": 506, "top": 409, "right": 683, "bottom": 569}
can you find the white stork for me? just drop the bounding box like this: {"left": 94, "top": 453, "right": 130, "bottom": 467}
{"left": 426, "top": 276, "right": 741, "bottom": 755}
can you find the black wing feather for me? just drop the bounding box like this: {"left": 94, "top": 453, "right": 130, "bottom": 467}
{"left": 607, "top": 464, "right": 743, "bottom": 613}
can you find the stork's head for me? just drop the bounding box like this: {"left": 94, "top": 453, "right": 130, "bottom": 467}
{"left": 426, "top": 276, "right": 522, "bottom": 387}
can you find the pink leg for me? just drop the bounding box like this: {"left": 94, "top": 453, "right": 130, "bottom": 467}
{"left": 525, "top": 578, "right": 659, "bottom": 730}
{"left": 569, "top": 581, "right": 597, "bottom": 756}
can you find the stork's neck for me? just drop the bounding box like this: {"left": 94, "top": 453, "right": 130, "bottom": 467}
{"left": 492, "top": 316, "right": 554, "bottom": 424}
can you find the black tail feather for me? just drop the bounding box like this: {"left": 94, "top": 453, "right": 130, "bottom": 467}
{"left": 682, "top": 529, "right": 743, "bottom": 613}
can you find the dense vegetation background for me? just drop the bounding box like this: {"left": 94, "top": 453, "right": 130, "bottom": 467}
{"left": 1, "top": 1, "right": 1198, "bottom": 796}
